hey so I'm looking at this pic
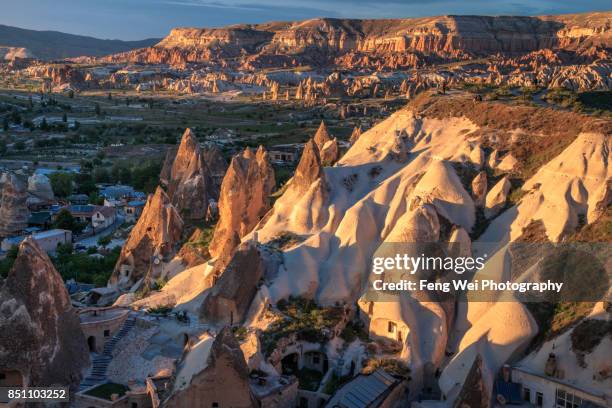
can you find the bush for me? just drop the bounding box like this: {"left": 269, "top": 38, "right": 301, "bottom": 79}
{"left": 147, "top": 305, "right": 173, "bottom": 315}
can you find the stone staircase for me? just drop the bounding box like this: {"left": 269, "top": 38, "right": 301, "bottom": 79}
{"left": 79, "top": 316, "right": 136, "bottom": 391}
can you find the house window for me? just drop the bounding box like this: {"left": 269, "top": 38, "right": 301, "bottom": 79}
{"left": 536, "top": 392, "right": 543, "bottom": 407}
{"left": 523, "top": 387, "right": 531, "bottom": 402}
{"left": 388, "top": 321, "right": 396, "bottom": 333}
{"left": 212, "top": 403, "right": 219, "bottom": 408}
{"left": 0, "top": 373, "right": 5, "bottom": 380}
{"left": 104, "top": 329, "right": 110, "bottom": 337}
{"left": 131, "top": 403, "right": 138, "bottom": 408}
{"left": 556, "top": 389, "right": 583, "bottom": 408}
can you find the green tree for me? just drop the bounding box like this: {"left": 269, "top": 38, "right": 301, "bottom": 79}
{"left": 2, "top": 117, "right": 8, "bottom": 131}
{"left": 93, "top": 167, "right": 111, "bottom": 183}
{"left": 62, "top": 113, "right": 67, "bottom": 123}
{"left": 53, "top": 209, "right": 84, "bottom": 234}
{"left": 97, "top": 235, "right": 112, "bottom": 249}
{"left": 0, "top": 245, "right": 19, "bottom": 278}
{"left": 56, "top": 242, "right": 74, "bottom": 256}
{"left": 0, "top": 139, "right": 7, "bottom": 155}
{"left": 68, "top": 90, "right": 75, "bottom": 99}
{"left": 95, "top": 103, "right": 101, "bottom": 116}
{"left": 14, "top": 140, "right": 25, "bottom": 150}
{"left": 49, "top": 172, "right": 74, "bottom": 198}
{"left": 40, "top": 117, "right": 49, "bottom": 130}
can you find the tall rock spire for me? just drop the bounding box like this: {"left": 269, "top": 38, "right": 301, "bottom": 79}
{"left": 208, "top": 146, "right": 275, "bottom": 259}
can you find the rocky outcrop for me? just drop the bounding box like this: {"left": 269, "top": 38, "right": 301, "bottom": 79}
{"left": 485, "top": 176, "right": 511, "bottom": 219}
{"left": 313, "top": 121, "right": 339, "bottom": 166}
{"left": 292, "top": 139, "right": 326, "bottom": 194}
{"left": 110, "top": 187, "right": 183, "bottom": 287}
{"left": 0, "top": 172, "right": 29, "bottom": 237}
{"left": 208, "top": 147, "right": 275, "bottom": 259}
{"left": 313, "top": 121, "right": 332, "bottom": 151}
{"left": 0, "top": 238, "right": 89, "bottom": 391}
{"left": 349, "top": 126, "right": 362, "bottom": 145}
{"left": 202, "top": 144, "right": 228, "bottom": 200}
{"left": 164, "top": 128, "right": 212, "bottom": 222}
{"left": 200, "top": 243, "right": 264, "bottom": 326}
{"left": 471, "top": 171, "right": 488, "bottom": 207}
{"left": 0, "top": 46, "right": 34, "bottom": 60}
{"left": 27, "top": 173, "right": 55, "bottom": 203}
{"left": 164, "top": 327, "right": 256, "bottom": 408}
{"left": 321, "top": 138, "right": 340, "bottom": 166}
{"left": 454, "top": 354, "right": 489, "bottom": 408}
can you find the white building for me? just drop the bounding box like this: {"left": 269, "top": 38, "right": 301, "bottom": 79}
{"left": 1, "top": 229, "right": 72, "bottom": 253}
{"left": 92, "top": 206, "right": 117, "bottom": 229}
{"left": 510, "top": 366, "right": 610, "bottom": 408}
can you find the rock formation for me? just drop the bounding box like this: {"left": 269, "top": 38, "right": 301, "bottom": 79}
{"left": 485, "top": 176, "right": 511, "bottom": 219}
{"left": 0, "top": 238, "right": 89, "bottom": 391}
{"left": 102, "top": 13, "right": 611, "bottom": 70}
{"left": 110, "top": 187, "right": 184, "bottom": 287}
{"left": 350, "top": 126, "right": 362, "bottom": 145}
{"left": 312, "top": 121, "right": 340, "bottom": 166}
{"left": 313, "top": 121, "right": 332, "bottom": 150}
{"left": 321, "top": 138, "right": 340, "bottom": 166}
{"left": 292, "top": 139, "right": 326, "bottom": 194}
{"left": 200, "top": 243, "right": 264, "bottom": 326}
{"left": 202, "top": 144, "right": 228, "bottom": 200}
{"left": 163, "top": 128, "right": 212, "bottom": 222}
{"left": 208, "top": 146, "right": 275, "bottom": 259}
{"left": 453, "top": 354, "right": 489, "bottom": 408}
{"left": 0, "top": 172, "right": 29, "bottom": 237}
{"left": 471, "top": 171, "right": 488, "bottom": 207}
{"left": 27, "top": 173, "right": 55, "bottom": 205}
{"left": 163, "top": 327, "right": 256, "bottom": 408}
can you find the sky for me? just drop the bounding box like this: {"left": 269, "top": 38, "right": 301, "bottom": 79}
{"left": 0, "top": 0, "right": 610, "bottom": 40}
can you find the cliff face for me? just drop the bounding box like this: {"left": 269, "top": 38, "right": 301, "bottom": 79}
{"left": 105, "top": 13, "right": 611, "bottom": 66}
{"left": 111, "top": 187, "right": 183, "bottom": 287}
{"left": 200, "top": 243, "right": 264, "bottom": 326}
{"left": 0, "top": 172, "right": 29, "bottom": 237}
{"left": 208, "top": 147, "right": 275, "bottom": 259}
{"left": 0, "top": 238, "right": 89, "bottom": 390}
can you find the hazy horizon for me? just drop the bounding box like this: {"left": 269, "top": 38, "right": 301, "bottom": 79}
{"left": 0, "top": 0, "right": 610, "bottom": 41}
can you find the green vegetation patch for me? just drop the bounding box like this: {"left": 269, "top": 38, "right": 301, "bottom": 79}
{"left": 260, "top": 297, "right": 346, "bottom": 357}
{"left": 84, "top": 382, "right": 129, "bottom": 400}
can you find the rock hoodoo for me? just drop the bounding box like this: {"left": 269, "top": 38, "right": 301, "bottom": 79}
{"left": 0, "top": 172, "right": 29, "bottom": 237}
{"left": 313, "top": 120, "right": 332, "bottom": 150}
{"left": 208, "top": 146, "right": 275, "bottom": 259}
{"left": 292, "top": 139, "right": 326, "bottom": 194}
{"left": 27, "top": 173, "right": 55, "bottom": 202}
{"left": 0, "top": 238, "right": 89, "bottom": 391}
{"left": 164, "top": 128, "right": 212, "bottom": 222}
{"left": 111, "top": 187, "right": 184, "bottom": 287}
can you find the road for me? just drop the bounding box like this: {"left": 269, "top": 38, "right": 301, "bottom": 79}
{"left": 76, "top": 215, "right": 126, "bottom": 249}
